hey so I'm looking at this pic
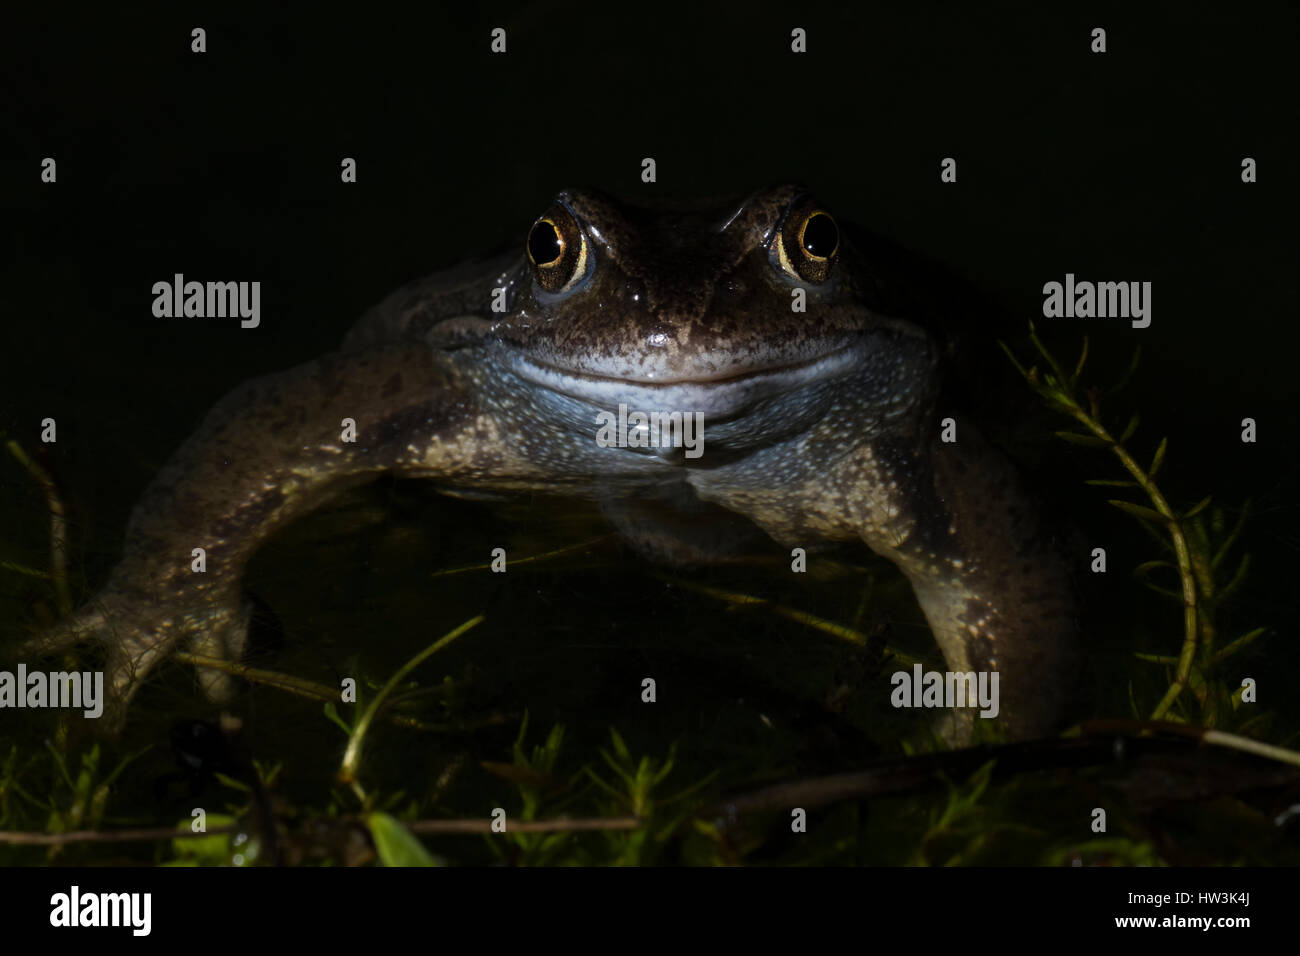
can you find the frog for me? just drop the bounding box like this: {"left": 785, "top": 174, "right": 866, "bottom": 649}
{"left": 23, "top": 184, "right": 1078, "bottom": 741}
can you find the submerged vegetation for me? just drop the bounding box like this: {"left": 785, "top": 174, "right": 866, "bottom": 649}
{"left": 1001, "top": 324, "right": 1273, "bottom": 736}
{"left": 0, "top": 325, "right": 1296, "bottom": 865}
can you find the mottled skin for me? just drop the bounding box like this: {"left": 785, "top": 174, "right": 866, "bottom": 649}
{"left": 27, "top": 185, "right": 1076, "bottom": 739}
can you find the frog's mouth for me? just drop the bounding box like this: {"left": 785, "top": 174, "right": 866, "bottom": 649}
{"left": 508, "top": 345, "right": 866, "bottom": 422}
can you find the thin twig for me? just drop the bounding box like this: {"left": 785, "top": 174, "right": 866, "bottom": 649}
{"left": 6, "top": 438, "right": 72, "bottom": 615}
{"left": 406, "top": 816, "right": 641, "bottom": 834}
{"left": 656, "top": 573, "right": 924, "bottom": 666}
{"left": 174, "top": 652, "right": 508, "bottom": 734}
{"left": 0, "top": 825, "right": 239, "bottom": 846}
{"left": 430, "top": 535, "right": 616, "bottom": 577}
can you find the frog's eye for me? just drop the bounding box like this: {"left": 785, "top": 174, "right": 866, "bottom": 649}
{"left": 528, "top": 218, "right": 563, "bottom": 265}
{"left": 527, "top": 204, "right": 589, "bottom": 293}
{"left": 775, "top": 202, "right": 839, "bottom": 284}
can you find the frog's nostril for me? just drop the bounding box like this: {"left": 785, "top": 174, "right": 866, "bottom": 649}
{"left": 713, "top": 277, "right": 746, "bottom": 302}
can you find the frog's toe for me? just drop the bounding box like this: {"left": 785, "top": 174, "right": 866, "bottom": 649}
{"left": 99, "top": 626, "right": 183, "bottom": 733}
{"left": 929, "top": 707, "right": 977, "bottom": 749}
{"left": 96, "top": 596, "right": 255, "bottom": 730}
{"left": 17, "top": 603, "right": 108, "bottom": 659}
{"left": 17, "top": 592, "right": 247, "bottom": 735}
{"left": 186, "top": 598, "right": 254, "bottom": 704}
{"left": 13, "top": 597, "right": 169, "bottom": 735}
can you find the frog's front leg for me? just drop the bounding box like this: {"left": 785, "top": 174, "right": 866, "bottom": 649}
{"left": 692, "top": 427, "right": 1078, "bottom": 741}
{"left": 890, "top": 431, "right": 1080, "bottom": 740}
{"left": 23, "top": 345, "right": 532, "bottom": 733}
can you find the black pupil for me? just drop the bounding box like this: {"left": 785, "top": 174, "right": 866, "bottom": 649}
{"left": 802, "top": 213, "right": 838, "bottom": 258}
{"left": 529, "top": 221, "right": 563, "bottom": 264}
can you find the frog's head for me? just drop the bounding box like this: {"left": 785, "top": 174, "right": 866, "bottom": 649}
{"left": 494, "top": 185, "right": 936, "bottom": 451}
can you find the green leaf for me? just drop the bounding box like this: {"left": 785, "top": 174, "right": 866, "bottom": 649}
{"left": 1139, "top": 581, "right": 1183, "bottom": 601}
{"left": 1054, "top": 431, "right": 1112, "bottom": 448}
{"left": 609, "top": 727, "right": 632, "bottom": 762}
{"left": 1211, "top": 501, "right": 1251, "bottom": 571}
{"left": 1133, "top": 652, "right": 1179, "bottom": 664}
{"left": 1182, "top": 495, "right": 1213, "bottom": 520}
{"left": 1120, "top": 413, "right": 1140, "bottom": 443}
{"left": 368, "top": 813, "right": 441, "bottom": 867}
{"left": 1106, "top": 343, "right": 1143, "bottom": 394}
{"left": 1132, "top": 560, "right": 1175, "bottom": 576}
{"left": 211, "top": 772, "right": 250, "bottom": 793}
{"left": 1084, "top": 479, "right": 1139, "bottom": 487}
{"left": 583, "top": 765, "right": 625, "bottom": 802}
{"left": 1108, "top": 499, "right": 1170, "bottom": 525}
{"left": 1045, "top": 392, "right": 1078, "bottom": 413}
{"left": 1213, "top": 627, "right": 1266, "bottom": 663}
{"left": 997, "top": 340, "right": 1030, "bottom": 380}
{"left": 1071, "top": 336, "right": 1090, "bottom": 385}
{"left": 1149, "top": 437, "right": 1168, "bottom": 478}
{"left": 171, "top": 813, "right": 239, "bottom": 864}
{"left": 323, "top": 701, "right": 352, "bottom": 736}
{"left": 0, "top": 561, "right": 51, "bottom": 579}
{"left": 1218, "top": 552, "right": 1251, "bottom": 601}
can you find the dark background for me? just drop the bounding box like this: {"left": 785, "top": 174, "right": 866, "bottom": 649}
{"left": 5, "top": 4, "right": 1297, "bottom": 513}
{"left": 1, "top": 2, "right": 1297, "bottom": 864}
